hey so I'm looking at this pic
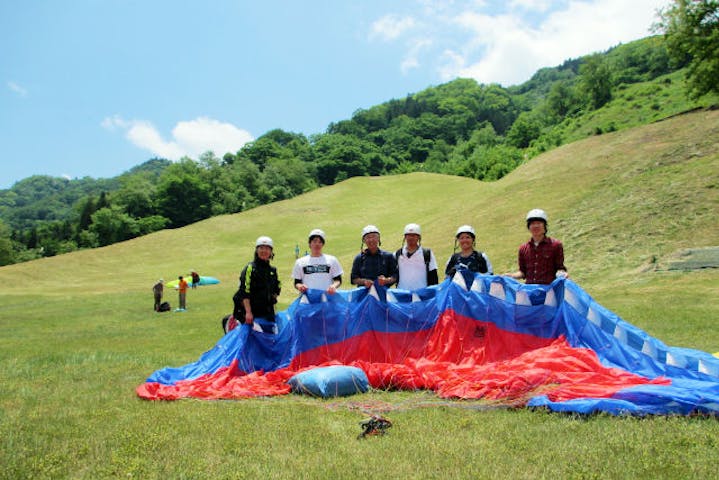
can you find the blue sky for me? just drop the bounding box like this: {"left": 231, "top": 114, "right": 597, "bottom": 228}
{"left": 1, "top": 0, "right": 668, "bottom": 189}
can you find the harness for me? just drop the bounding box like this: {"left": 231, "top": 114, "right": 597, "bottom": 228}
{"left": 357, "top": 415, "right": 393, "bottom": 439}
{"left": 395, "top": 248, "right": 432, "bottom": 270}
{"left": 449, "top": 251, "right": 488, "bottom": 274}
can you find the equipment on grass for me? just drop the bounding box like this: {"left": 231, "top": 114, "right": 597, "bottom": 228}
{"left": 288, "top": 365, "right": 369, "bottom": 398}
{"left": 137, "top": 275, "right": 719, "bottom": 416}
{"left": 166, "top": 276, "right": 220, "bottom": 288}
{"left": 358, "top": 415, "right": 392, "bottom": 439}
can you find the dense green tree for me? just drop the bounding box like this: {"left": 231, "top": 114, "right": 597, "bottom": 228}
{"left": 351, "top": 105, "right": 391, "bottom": 132}
{"left": 546, "top": 80, "right": 579, "bottom": 118}
{"left": 579, "top": 54, "right": 614, "bottom": 109}
{"left": 89, "top": 206, "right": 139, "bottom": 246}
{"left": 447, "top": 145, "right": 523, "bottom": 181}
{"left": 312, "top": 134, "right": 378, "bottom": 185}
{"left": 327, "top": 119, "right": 368, "bottom": 136}
{"left": 655, "top": 0, "right": 719, "bottom": 98}
{"left": 0, "top": 220, "right": 15, "bottom": 266}
{"left": 155, "top": 160, "right": 211, "bottom": 227}
{"left": 262, "top": 157, "right": 317, "bottom": 199}
{"left": 76, "top": 229, "right": 99, "bottom": 249}
{"left": 506, "top": 112, "right": 543, "bottom": 149}
{"left": 113, "top": 177, "right": 156, "bottom": 218}
{"left": 136, "top": 215, "right": 169, "bottom": 235}
{"left": 76, "top": 196, "right": 96, "bottom": 232}
{"left": 477, "top": 84, "right": 518, "bottom": 134}
{"left": 608, "top": 36, "right": 672, "bottom": 83}
{"left": 96, "top": 191, "right": 110, "bottom": 210}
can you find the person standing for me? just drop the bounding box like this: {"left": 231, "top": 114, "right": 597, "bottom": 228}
{"left": 445, "top": 225, "right": 493, "bottom": 278}
{"left": 395, "top": 223, "right": 439, "bottom": 290}
{"left": 293, "top": 229, "right": 343, "bottom": 295}
{"left": 351, "top": 225, "right": 397, "bottom": 288}
{"left": 507, "top": 209, "right": 567, "bottom": 284}
{"left": 152, "top": 279, "right": 164, "bottom": 311}
{"left": 191, "top": 271, "right": 200, "bottom": 289}
{"left": 177, "top": 276, "right": 189, "bottom": 311}
{"left": 232, "top": 236, "right": 282, "bottom": 333}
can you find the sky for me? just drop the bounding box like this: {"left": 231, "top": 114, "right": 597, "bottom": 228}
{"left": 0, "top": 0, "right": 670, "bottom": 189}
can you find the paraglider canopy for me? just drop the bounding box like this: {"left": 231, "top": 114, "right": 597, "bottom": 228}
{"left": 166, "top": 276, "right": 220, "bottom": 288}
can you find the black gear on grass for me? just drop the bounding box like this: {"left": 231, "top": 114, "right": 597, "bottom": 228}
{"left": 357, "top": 415, "right": 392, "bottom": 439}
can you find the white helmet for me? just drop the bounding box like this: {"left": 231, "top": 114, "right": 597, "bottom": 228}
{"left": 526, "top": 209, "right": 548, "bottom": 224}
{"left": 361, "top": 225, "right": 380, "bottom": 238}
{"left": 455, "top": 225, "right": 476, "bottom": 238}
{"left": 308, "top": 228, "right": 326, "bottom": 243}
{"left": 255, "top": 235, "right": 274, "bottom": 248}
{"left": 403, "top": 223, "right": 421, "bottom": 236}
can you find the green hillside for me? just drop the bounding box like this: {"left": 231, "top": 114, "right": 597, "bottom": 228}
{"left": 1, "top": 109, "right": 718, "bottom": 479}
{"left": 5, "top": 35, "right": 719, "bottom": 269}
{"left": 1, "top": 108, "right": 716, "bottom": 293}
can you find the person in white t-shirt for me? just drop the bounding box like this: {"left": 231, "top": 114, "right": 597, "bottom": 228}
{"left": 293, "top": 228, "right": 344, "bottom": 295}
{"left": 395, "top": 223, "right": 439, "bottom": 291}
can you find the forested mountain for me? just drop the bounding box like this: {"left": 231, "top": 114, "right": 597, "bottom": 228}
{"left": 1, "top": 31, "right": 717, "bottom": 266}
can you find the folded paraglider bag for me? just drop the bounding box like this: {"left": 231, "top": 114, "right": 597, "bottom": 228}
{"left": 288, "top": 365, "right": 369, "bottom": 398}
{"left": 158, "top": 301, "right": 171, "bottom": 312}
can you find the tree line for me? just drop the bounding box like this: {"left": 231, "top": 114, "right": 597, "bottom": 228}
{"left": 1, "top": 1, "right": 717, "bottom": 266}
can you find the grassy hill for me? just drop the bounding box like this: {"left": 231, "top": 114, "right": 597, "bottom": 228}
{"left": 1, "top": 108, "right": 718, "bottom": 478}
{"left": 1, "top": 107, "right": 716, "bottom": 299}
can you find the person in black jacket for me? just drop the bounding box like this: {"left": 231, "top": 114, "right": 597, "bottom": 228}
{"left": 232, "top": 235, "right": 281, "bottom": 333}
{"left": 351, "top": 225, "right": 397, "bottom": 288}
{"left": 445, "top": 225, "right": 493, "bottom": 278}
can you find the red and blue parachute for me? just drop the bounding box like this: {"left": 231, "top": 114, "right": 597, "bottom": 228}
{"left": 137, "top": 272, "right": 719, "bottom": 415}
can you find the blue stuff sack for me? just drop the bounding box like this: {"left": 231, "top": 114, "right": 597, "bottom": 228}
{"left": 288, "top": 365, "right": 370, "bottom": 398}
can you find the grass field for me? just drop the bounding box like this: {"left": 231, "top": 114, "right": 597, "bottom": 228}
{"left": 1, "top": 109, "right": 718, "bottom": 479}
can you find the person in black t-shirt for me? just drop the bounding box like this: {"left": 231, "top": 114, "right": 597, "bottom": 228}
{"left": 350, "top": 225, "right": 397, "bottom": 288}
{"left": 444, "top": 224, "right": 493, "bottom": 278}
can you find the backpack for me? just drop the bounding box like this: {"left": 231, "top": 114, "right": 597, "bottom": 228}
{"left": 158, "top": 301, "right": 171, "bottom": 312}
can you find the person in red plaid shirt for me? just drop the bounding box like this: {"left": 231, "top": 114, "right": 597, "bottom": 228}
{"left": 508, "top": 209, "right": 568, "bottom": 285}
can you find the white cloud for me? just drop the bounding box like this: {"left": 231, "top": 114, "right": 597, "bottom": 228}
{"left": 100, "top": 115, "right": 128, "bottom": 131}
{"left": 102, "top": 115, "right": 254, "bottom": 160}
{"left": 370, "top": 14, "right": 417, "bottom": 41}
{"left": 508, "top": 0, "right": 554, "bottom": 13}
{"left": 401, "top": 38, "right": 433, "bottom": 74}
{"left": 464, "top": 0, "right": 665, "bottom": 85}
{"left": 8, "top": 81, "right": 28, "bottom": 97}
{"left": 381, "top": 0, "right": 668, "bottom": 86}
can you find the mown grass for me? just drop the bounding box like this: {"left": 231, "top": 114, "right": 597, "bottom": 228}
{"left": 1, "top": 110, "right": 718, "bottom": 479}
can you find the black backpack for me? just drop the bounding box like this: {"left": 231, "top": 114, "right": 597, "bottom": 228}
{"left": 158, "top": 301, "right": 171, "bottom": 312}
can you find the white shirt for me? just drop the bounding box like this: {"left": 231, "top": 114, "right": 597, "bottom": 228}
{"left": 397, "top": 246, "right": 438, "bottom": 291}
{"left": 292, "top": 254, "right": 344, "bottom": 290}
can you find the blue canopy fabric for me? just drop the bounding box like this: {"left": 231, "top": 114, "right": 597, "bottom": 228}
{"left": 137, "top": 275, "right": 719, "bottom": 415}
